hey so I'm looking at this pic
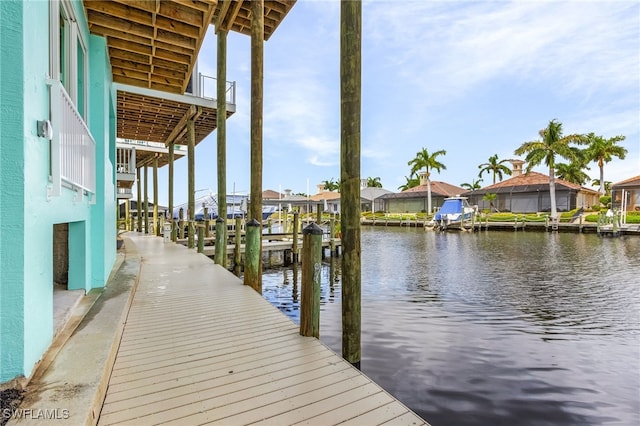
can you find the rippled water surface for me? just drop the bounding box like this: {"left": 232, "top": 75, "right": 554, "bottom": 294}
{"left": 262, "top": 228, "right": 640, "bottom": 426}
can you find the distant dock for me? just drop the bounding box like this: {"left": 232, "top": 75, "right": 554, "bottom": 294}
{"left": 361, "top": 218, "right": 640, "bottom": 236}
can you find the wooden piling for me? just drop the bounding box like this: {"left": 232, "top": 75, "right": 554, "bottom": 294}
{"left": 178, "top": 208, "right": 184, "bottom": 240}
{"left": 217, "top": 28, "right": 228, "bottom": 266}
{"left": 234, "top": 217, "right": 242, "bottom": 271}
{"left": 204, "top": 207, "right": 210, "bottom": 238}
{"left": 197, "top": 223, "right": 204, "bottom": 253}
{"left": 300, "top": 223, "right": 323, "bottom": 338}
{"left": 292, "top": 212, "right": 300, "bottom": 263}
{"left": 316, "top": 203, "right": 323, "bottom": 224}
{"left": 215, "top": 217, "right": 225, "bottom": 267}
{"left": 168, "top": 142, "right": 174, "bottom": 232}
{"left": 340, "top": 0, "right": 362, "bottom": 369}
{"left": 136, "top": 167, "right": 142, "bottom": 232}
{"left": 330, "top": 217, "right": 336, "bottom": 256}
{"left": 153, "top": 155, "right": 159, "bottom": 236}
{"left": 244, "top": 218, "right": 262, "bottom": 293}
{"left": 187, "top": 119, "right": 195, "bottom": 248}
{"left": 125, "top": 199, "right": 130, "bottom": 231}
{"left": 144, "top": 165, "right": 149, "bottom": 234}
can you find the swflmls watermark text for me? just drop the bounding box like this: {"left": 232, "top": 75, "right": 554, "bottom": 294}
{"left": 2, "top": 408, "right": 70, "bottom": 420}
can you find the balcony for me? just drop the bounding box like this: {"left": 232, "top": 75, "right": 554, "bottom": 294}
{"left": 116, "top": 146, "right": 136, "bottom": 186}
{"left": 46, "top": 79, "right": 96, "bottom": 199}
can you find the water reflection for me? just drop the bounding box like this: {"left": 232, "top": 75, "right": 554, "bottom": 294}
{"left": 262, "top": 228, "right": 640, "bottom": 426}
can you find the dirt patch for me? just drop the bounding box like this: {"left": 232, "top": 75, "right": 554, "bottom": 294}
{"left": 1, "top": 388, "right": 24, "bottom": 426}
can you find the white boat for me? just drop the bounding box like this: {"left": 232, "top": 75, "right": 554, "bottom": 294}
{"left": 434, "top": 196, "right": 476, "bottom": 230}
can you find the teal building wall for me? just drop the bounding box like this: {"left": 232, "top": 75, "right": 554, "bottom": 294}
{"left": 0, "top": 0, "right": 116, "bottom": 383}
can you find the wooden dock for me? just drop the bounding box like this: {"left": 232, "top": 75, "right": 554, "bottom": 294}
{"left": 98, "top": 234, "right": 427, "bottom": 425}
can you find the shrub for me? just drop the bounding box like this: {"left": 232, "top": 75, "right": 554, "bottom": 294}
{"left": 599, "top": 195, "right": 611, "bottom": 206}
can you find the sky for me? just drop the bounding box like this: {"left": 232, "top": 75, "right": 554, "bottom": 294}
{"left": 153, "top": 0, "right": 639, "bottom": 206}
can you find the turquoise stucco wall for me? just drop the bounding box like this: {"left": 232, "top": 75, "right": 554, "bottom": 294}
{"left": 89, "top": 34, "right": 116, "bottom": 287}
{"left": 0, "top": 0, "right": 116, "bottom": 383}
{"left": 0, "top": 0, "right": 26, "bottom": 382}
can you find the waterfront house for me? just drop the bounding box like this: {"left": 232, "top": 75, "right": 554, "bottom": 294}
{"left": 465, "top": 161, "right": 599, "bottom": 212}
{"left": 361, "top": 186, "right": 393, "bottom": 213}
{"left": 1, "top": 0, "right": 295, "bottom": 386}
{"left": 1, "top": 0, "right": 117, "bottom": 384}
{"left": 611, "top": 175, "right": 640, "bottom": 212}
{"left": 377, "top": 173, "right": 466, "bottom": 214}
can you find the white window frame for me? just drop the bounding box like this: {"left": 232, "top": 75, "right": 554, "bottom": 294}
{"left": 49, "top": 0, "right": 88, "bottom": 120}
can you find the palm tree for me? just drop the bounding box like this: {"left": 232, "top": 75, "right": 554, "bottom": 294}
{"left": 591, "top": 179, "right": 612, "bottom": 195}
{"left": 483, "top": 193, "right": 498, "bottom": 212}
{"left": 407, "top": 148, "right": 447, "bottom": 213}
{"left": 460, "top": 178, "right": 483, "bottom": 191}
{"left": 555, "top": 147, "right": 590, "bottom": 185}
{"left": 584, "top": 133, "right": 627, "bottom": 195}
{"left": 555, "top": 162, "right": 590, "bottom": 186}
{"left": 398, "top": 174, "right": 420, "bottom": 191}
{"left": 514, "top": 119, "right": 587, "bottom": 221}
{"left": 322, "top": 178, "right": 339, "bottom": 192}
{"left": 478, "top": 154, "right": 512, "bottom": 184}
{"left": 366, "top": 176, "right": 383, "bottom": 188}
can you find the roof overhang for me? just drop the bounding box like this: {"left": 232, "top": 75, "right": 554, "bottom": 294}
{"left": 213, "top": 1, "right": 296, "bottom": 39}
{"left": 114, "top": 83, "right": 233, "bottom": 146}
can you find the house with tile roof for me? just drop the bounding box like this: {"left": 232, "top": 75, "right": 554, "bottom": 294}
{"left": 611, "top": 175, "right": 640, "bottom": 212}
{"left": 377, "top": 173, "right": 466, "bottom": 213}
{"left": 465, "top": 161, "right": 599, "bottom": 213}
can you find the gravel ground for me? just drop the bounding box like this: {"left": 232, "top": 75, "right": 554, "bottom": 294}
{"left": 1, "top": 388, "right": 24, "bottom": 426}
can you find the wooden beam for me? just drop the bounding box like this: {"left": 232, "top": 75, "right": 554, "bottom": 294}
{"left": 109, "top": 48, "right": 151, "bottom": 65}
{"left": 165, "top": 105, "right": 197, "bottom": 146}
{"left": 158, "top": 1, "right": 203, "bottom": 26}
{"left": 88, "top": 25, "right": 151, "bottom": 46}
{"left": 85, "top": 1, "right": 153, "bottom": 26}
{"left": 87, "top": 10, "right": 154, "bottom": 39}
{"left": 108, "top": 37, "right": 153, "bottom": 56}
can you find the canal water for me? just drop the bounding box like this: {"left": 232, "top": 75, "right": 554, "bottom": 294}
{"left": 261, "top": 227, "right": 640, "bottom": 426}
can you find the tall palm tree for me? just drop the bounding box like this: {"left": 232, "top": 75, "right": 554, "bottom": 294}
{"left": 584, "top": 133, "right": 627, "bottom": 195}
{"left": 366, "top": 176, "right": 383, "bottom": 188}
{"left": 478, "top": 154, "right": 512, "bottom": 184}
{"left": 460, "top": 178, "right": 483, "bottom": 191}
{"left": 514, "top": 119, "right": 587, "bottom": 221}
{"left": 407, "top": 148, "right": 447, "bottom": 213}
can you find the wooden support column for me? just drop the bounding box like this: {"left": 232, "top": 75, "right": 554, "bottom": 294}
{"left": 144, "top": 165, "right": 149, "bottom": 234}
{"left": 247, "top": 0, "right": 264, "bottom": 290}
{"left": 187, "top": 119, "right": 195, "bottom": 248}
{"left": 136, "top": 167, "right": 142, "bottom": 232}
{"left": 168, "top": 143, "right": 174, "bottom": 225}
{"left": 244, "top": 218, "right": 261, "bottom": 293}
{"left": 153, "top": 155, "right": 159, "bottom": 236}
{"left": 216, "top": 29, "right": 228, "bottom": 266}
{"left": 125, "top": 199, "right": 130, "bottom": 231}
{"left": 340, "top": 0, "right": 362, "bottom": 369}
{"left": 300, "top": 223, "right": 323, "bottom": 338}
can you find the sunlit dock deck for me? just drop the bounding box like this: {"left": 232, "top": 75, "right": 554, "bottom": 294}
{"left": 99, "top": 234, "right": 426, "bottom": 425}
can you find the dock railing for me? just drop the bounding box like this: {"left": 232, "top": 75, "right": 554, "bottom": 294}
{"left": 47, "top": 79, "right": 96, "bottom": 199}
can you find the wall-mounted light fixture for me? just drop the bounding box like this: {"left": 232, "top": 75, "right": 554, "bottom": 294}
{"left": 37, "top": 119, "right": 53, "bottom": 139}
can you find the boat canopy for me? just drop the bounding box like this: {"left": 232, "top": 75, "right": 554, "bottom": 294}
{"left": 435, "top": 198, "right": 464, "bottom": 220}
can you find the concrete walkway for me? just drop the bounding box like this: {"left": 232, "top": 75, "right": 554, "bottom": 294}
{"left": 12, "top": 233, "right": 427, "bottom": 425}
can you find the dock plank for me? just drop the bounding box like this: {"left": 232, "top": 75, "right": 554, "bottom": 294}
{"left": 98, "top": 234, "right": 427, "bottom": 426}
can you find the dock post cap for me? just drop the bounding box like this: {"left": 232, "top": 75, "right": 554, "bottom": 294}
{"left": 303, "top": 222, "right": 323, "bottom": 235}
{"left": 216, "top": 217, "right": 225, "bottom": 223}
{"left": 246, "top": 218, "right": 261, "bottom": 227}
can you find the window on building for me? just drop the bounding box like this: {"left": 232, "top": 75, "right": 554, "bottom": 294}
{"left": 50, "top": 0, "right": 88, "bottom": 119}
